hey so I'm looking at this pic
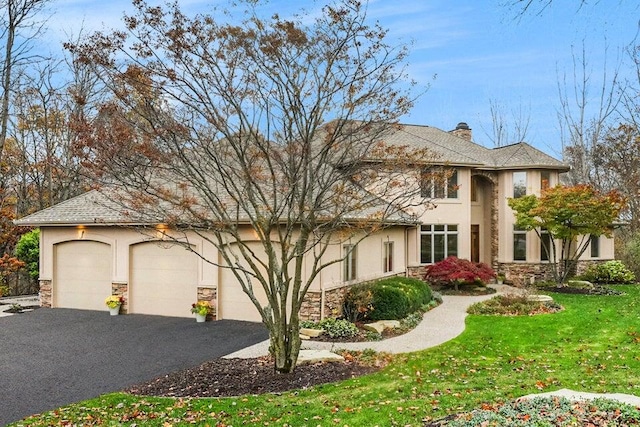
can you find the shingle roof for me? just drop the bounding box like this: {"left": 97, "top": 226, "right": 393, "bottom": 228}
{"left": 381, "top": 124, "right": 568, "bottom": 170}
{"left": 14, "top": 191, "right": 137, "bottom": 226}
{"left": 15, "top": 123, "right": 567, "bottom": 227}
{"left": 15, "top": 186, "right": 418, "bottom": 227}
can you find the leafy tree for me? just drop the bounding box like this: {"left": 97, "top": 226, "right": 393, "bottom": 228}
{"left": 424, "top": 256, "right": 495, "bottom": 291}
{"left": 68, "top": 0, "right": 439, "bottom": 373}
{"left": 508, "top": 185, "right": 625, "bottom": 286}
{"left": 15, "top": 228, "right": 38, "bottom": 280}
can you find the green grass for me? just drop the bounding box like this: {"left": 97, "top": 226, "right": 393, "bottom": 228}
{"left": 13, "top": 286, "right": 640, "bottom": 426}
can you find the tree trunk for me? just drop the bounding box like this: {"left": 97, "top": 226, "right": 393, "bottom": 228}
{"left": 270, "top": 316, "right": 301, "bottom": 374}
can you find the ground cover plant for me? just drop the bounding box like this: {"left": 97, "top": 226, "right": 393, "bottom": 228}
{"left": 13, "top": 286, "right": 640, "bottom": 426}
{"left": 467, "top": 293, "right": 563, "bottom": 316}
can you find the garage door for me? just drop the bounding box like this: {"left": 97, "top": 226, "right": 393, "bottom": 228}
{"left": 129, "top": 242, "right": 198, "bottom": 317}
{"left": 218, "top": 242, "right": 268, "bottom": 322}
{"left": 54, "top": 240, "right": 112, "bottom": 311}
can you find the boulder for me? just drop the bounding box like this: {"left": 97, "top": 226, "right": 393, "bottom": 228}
{"left": 297, "top": 350, "right": 344, "bottom": 365}
{"left": 300, "top": 328, "right": 324, "bottom": 337}
{"left": 526, "top": 294, "right": 554, "bottom": 303}
{"left": 363, "top": 322, "right": 384, "bottom": 334}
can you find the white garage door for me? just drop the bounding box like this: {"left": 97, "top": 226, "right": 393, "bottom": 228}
{"left": 129, "top": 242, "right": 198, "bottom": 317}
{"left": 54, "top": 241, "right": 112, "bottom": 311}
{"left": 218, "top": 242, "right": 268, "bottom": 322}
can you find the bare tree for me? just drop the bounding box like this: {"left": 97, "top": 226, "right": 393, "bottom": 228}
{"left": 482, "top": 98, "right": 531, "bottom": 147}
{"left": 557, "top": 43, "right": 621, "bottom": 186}
{"left": 69, "top": 0, "right": 439, "bottom": 373}
{"left": 0, "top": 0, "right": 50, "bottom": 166}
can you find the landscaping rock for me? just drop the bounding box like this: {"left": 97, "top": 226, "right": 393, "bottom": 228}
{"left": 300, "top": 334, "right": 310, "bottom": 340}
{"left": 526, "top": 294, "right": 554, "bottom": 303}
{"left": 300, "top": 328, "right": 324, "bottom": 337}
{"left": 363, "top": 322, "right": 384, "bottom": 334}
{"left": 363, "top": 320, "right": 401, "bottom": 334}
{"left": 379, "top": 320, "right": 401, "bottom": 329}
{"left": 567, "top": 280, "right": 594, "bottom": 289}
{"left": 297, "top": 350, "right": 344, "bottom": 365}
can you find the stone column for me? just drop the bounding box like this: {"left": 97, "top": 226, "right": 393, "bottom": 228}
{"left": 197, "top": 286, "right": 218, "bottom": 320}
{"left": 39, "top": 279, "right": 52, "bottom": 307}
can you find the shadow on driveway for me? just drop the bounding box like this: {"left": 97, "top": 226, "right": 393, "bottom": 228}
{"left": 1, "top": 308, "right": 268, "bottom": 426}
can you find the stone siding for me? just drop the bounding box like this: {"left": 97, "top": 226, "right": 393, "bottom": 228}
{"left": 498, "top": 259, "right": 613, "bottom": 286}
{"left": 197, "top": 286, "right": 218, "bottom": 321}
{"left": 300, "top": 291, "right": 321, "bottom": 321}
{"left": 39, "top": 279, "right": 52, "bottom": 307}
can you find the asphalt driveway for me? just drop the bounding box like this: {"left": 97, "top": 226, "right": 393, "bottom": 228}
{"left": 0, "top": 308, "right": 268, "bottom": 426}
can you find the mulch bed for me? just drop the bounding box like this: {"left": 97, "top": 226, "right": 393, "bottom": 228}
{"left": 126, "top": 356, "right": 379, "bottom": 398}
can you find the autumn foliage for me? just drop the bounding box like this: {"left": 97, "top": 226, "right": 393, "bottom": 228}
{"left": 424, "top": 256, "right": 496, "bottom": 290}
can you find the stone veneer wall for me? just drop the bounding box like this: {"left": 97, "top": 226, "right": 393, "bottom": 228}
{"left": 300, "top": 287, "right": 350, "bottom": 322}
{"left": 498, "top": 259, "right": 613, "bottom": 286}
{"left": 111, "top": 283, "right": 129, "bottom": 313}
{"left": 39, "top": 279, "right": 52, "bottom": 307}
{"left": 197, "top": 286, "right": 218, "bottom": 321}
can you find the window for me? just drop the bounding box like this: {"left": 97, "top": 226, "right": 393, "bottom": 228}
{"left": 421, "top": 168, "right": 458, "bottom": 199}
{"left": 590, "top": 235, "right": 600, "bottom": 258}
{"left": 343, "top": 244, "right": 357, "bottom": 281}
{"left": 513, "top": 226, "right": 527, "bottom": 261}
{"left": 513, "top": 171, "right": 527, "bottom": 198}
{"left": 540, "top": 229, "right": 551, "bottom": 261}
{"left": 471, "top": 176, "right": 478, "bottom": 202}
{"left": 540, "top": 170, "right": 551, "bottom": 191}
{"left": 420, "top": 224, "right": 458, "bottom": 264}
{"left": 383, "top": 241, "right": 394, "bottom": 273}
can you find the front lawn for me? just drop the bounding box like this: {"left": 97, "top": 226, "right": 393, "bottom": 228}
{"left": 13, "top": 286, "right": 640, "bottom": 426}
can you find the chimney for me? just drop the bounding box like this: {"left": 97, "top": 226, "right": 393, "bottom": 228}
{"left": 451, "top": 122, "right": 472, "bottom": 141}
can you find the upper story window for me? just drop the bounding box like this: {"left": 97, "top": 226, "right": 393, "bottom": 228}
{"left": 513, "top": 171, "right": 527, "bottom": 198}
{"left": 421, "top": 168, "right": 458, "bottom": 199}
{"left": 471, "top": 176, "right": 478, "bottom": 202}
{"left": 540, "top": 170, "right": 551, "bottom": 191}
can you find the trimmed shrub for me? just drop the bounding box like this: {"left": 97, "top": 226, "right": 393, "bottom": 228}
{"left": 343, "top": 277, "right": 434, "bottom": 321}
{"left": 581, "top": 260, "right": 636, "bottom": 284}
{"left": 367, "top": 284, "right": 410, "bottom": 320}
{"left": 425, "top": 256, "right": 496, "bottom": 290}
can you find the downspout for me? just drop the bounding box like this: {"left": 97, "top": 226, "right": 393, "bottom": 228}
{"left": 319, "top": 268, "right": 325, "bottom": 320}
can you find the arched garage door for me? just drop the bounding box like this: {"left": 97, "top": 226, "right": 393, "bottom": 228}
{"left": 218, "top": 242, "right": 268, "bottom": 322}
{"left": 129, "top": 242, "right": 198, "bottom": 317}
{"left": 53, "top": 240, "right": 112, "bottom": 311}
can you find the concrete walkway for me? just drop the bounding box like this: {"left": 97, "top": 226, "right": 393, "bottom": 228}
{"left": 0, "top": 294, "right": 39, "bottom": 317}
{"left": 225, "top": 285, "right": 515, "bottom": 358}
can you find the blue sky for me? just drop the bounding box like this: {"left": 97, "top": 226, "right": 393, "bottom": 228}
{"left": 42, "top": 0, "right": 639, "bottom": 157}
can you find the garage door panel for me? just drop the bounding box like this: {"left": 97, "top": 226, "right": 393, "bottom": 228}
{"left": 130, "top": 242, "right": 198, "bottom": 318}
{"left": 54, "top": 241, "right": 112, "bottom": 311}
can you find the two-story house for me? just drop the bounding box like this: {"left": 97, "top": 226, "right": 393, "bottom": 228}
{"left": 15, "top": 122, "right": 613, "bottom": 322}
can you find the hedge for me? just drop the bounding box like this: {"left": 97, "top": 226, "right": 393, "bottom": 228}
{"left": 343, "top": 277, "right": 433, "bottom": 321}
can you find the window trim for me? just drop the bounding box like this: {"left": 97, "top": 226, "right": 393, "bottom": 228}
{"left": 590, "top": 235, "right": 600, "bottom": 258}
{"left": 513, "top": 171, "right": 527, "bottom": 198}
{"left": 421, "top": 168, "right": 459, "bottom": 200}
{"left": 383, "top": 241, "right": 394, "bottom": 273}
{"left": 513, "top": 226, "right": 527, "bottom": 261}
{"left": 343, "top": 244, "right": 357, "bottom": 281}
{"left": 420, "top": 224, "right": 458, "bottom": 264}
